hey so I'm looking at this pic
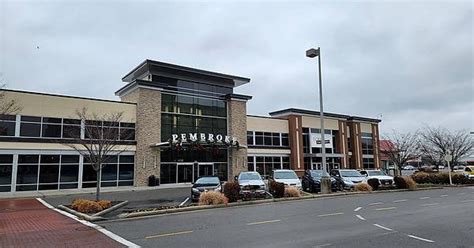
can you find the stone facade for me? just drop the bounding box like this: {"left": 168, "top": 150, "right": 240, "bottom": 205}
{"left": 227, "top": 99, "right": 248, "bottom": 179}
{"left": 121, "top": 88, "right": 161, "bottom": 186}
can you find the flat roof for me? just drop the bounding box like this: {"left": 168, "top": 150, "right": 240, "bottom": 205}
{"left": 269, "top": 108, "right": 381, "bottom": 123}
{"left": 122, "top": 59, "right": 251, "bottom": 87}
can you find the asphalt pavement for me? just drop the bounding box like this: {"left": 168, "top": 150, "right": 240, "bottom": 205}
{"left": 99, "top": 187, "right": 474, "bottom": 248}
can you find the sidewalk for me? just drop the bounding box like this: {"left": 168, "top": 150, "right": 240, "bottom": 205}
{"left": 0, "top": 198, "right": 128, "bottom": 247}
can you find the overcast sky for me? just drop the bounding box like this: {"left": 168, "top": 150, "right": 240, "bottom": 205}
{"left": 1, "top": 0, "right": 472, "bottom": 134}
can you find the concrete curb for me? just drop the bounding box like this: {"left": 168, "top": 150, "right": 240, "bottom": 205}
{"left": 57, "top": 205, "right": 106, "bottom": 221}
{"left": 117, "top": 186, "right": 445, "bottom": 219}
{"left": 92, "top": 201, "right": 129, "bottom": 217}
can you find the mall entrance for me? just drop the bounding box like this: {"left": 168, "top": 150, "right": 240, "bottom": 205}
{"left": 176, "top": 162, "right": 215, "bottom": 183}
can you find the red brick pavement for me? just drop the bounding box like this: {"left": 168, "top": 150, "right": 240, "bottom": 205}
{"left": 0, "top": 198, "right": 125, "bottom": 248}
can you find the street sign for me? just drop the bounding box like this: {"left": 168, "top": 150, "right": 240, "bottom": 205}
{"left": 444, "top": 154, "right": 452, "bottom": 162}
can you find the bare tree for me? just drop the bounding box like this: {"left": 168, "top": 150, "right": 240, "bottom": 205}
{"left": 419, "top": 126, "right": 474, "bottom": 171}
{"left": 0, "top": 85, "right": 22, "bottom": 115}
{"left": 381, "top": 130, "right": 419, "bottom": 176}
{"left": 63, "top": 108, "right": 131, "bottom": 201}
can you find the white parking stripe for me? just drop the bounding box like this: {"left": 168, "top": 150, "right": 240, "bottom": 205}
{"left": 368, "top": 202, "right": 384, "bottom": 206}
{"left": 356, "top": 215, "right": 365, "bottom": 220}
{"left": 179, "top": 197, "right": 189, "bottom": 207}
{"left": 440, "top": 195, "right": 448, "bottom": 197}
{"left": 407, "top": 235, "right": 435, "bottom": 243}
{"left": 354, "top": 207, "right": 362, "bottom": 212}
{"left": 419, "top": 197, "right": 430, "bottom": 200}
{"left": 420, "top": 203, "right": 439, "bottom": 207}
{"left": 393, "top": 199, "right": 407, "bottom": 203}
{"left": 460, "top": 199, "right": 474, "bottom": 203}
{"left": 373, "top": 224, "right": 393, "bottom": 231}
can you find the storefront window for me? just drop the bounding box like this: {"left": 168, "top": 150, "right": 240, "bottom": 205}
{"left": 0, "top": 115, "right": 16, "bottom": 136}
{"left": 0, "top": 155, "right": 13, "bottom": 192}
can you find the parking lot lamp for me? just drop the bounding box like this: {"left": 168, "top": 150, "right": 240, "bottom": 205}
{"left": 306, "top": 47, "right": 331, "bottom": 194}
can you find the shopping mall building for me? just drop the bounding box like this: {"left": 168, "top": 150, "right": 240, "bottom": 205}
{"left": 0, "top": 60, "right": 381, "bottom": 193}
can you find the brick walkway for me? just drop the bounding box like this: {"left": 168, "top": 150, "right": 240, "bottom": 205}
{"left": 0, "top": 198, "right": 125, "bottom": 248}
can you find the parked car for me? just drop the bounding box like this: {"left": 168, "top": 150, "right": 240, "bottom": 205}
{"left": 236, "top": 171, "right": 267, "bottom": 197}
{"left": 463, "top": 166, "right": 474, "bottom": 179}
{"left": 359, "top": 170, "right": 394, "bottom": 186}
{"left": 271, "top": 169, "right": 302, "bottom": 190}
{"left": 302, "top": 170, "right": 342, "bottom": 193}
{"left": 191, "top": 176, "right": 222, "bottom": 202}
{"left": 402, "top": 165, "right": 415, "bottom": 170}
{"left": 454, "top": 165, "right": 465, "bottom": 172}
{"left": 330, "top": 169, "right": 366, "bottom": 189}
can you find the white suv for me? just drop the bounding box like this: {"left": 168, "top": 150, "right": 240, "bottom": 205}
{"left": 360, "top": 170, "right": 394, "bottom": 186}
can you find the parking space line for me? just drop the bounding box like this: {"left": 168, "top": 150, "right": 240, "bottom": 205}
{"left": 440, "top": 195, "right": 448, "bottom": 197}
{"left": 373, "top": 224, "right": 393, "bottom": 231}
{"left": 317, "top": 212, "right": 344, "bottom": 217}
{"left": 393, "top": 199, "right": 408, "bottom": 203}
{"left": 368, "top": 202, "right": 384, "bottom": 206}
{"left": 457, "top": 193, "right": 466, "bottom": 195}
{"left": 247, "top": 219, "right": 281, "bottom": 226}
{"left": 375, "top": 207, "right": 396, "bottom": 211}
{"left": 420, "top": 203, "right": 439, "bottom": 207}
{"left": 407, "top": 234, "right": 435, "bottom": 243}
{"left": 179, "top": 197, "right": 190, "bottom": 207}
{"left": 145, "top": 230, "right": 193, "bottom": 239}
{"left": 315, "top": 243, "right": 331, "bottom": 247}
{"left": 460, "top": 199, "right": 474, "bottom": 203}
{"left": 356, "top": 214, "right": 365, "bottom": 220}
{"left": 354, "top": 207, "right": 362, "bottom": 212}
{"left": 419, "top": 197, "right": 430, "bottom": 200}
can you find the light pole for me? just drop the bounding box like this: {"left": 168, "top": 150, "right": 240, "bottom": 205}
{"left": 306, "top": 47, "right": 331, "bottom": 194}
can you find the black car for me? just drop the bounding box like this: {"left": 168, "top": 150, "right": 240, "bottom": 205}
{"left": 302, "top": 170, "right": 342, "bottom": 193}
{"left": 191, "top": 176, "right": 222, "bottom": 202}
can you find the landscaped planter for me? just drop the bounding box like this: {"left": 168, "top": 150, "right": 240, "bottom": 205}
{"left": 58, "top": 200, "right": 128, "bottom": 221}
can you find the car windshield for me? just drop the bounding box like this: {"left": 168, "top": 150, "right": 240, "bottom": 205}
{"left": 368, "top": 171, "right": 386, "bottom": 176}
{"left": 310, "top": 170, "right": 323, "bottom": 178}
{"left": 239, "top": 173, "right": 261, "bottom": 180}
{"left": 274, "top": 171, "right": 298, "bottom": 179}
{"left": 340, "top": 170, "right": 364, "bottom": 177}
{"left": 195, "top": 177, "right": 219, "bottom": 185}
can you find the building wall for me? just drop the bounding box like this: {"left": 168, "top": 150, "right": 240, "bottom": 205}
{"left": 228, "top": 99, "right": 248, "bottom": 179}
{"left": 287, "top": 115, "right": 304, "bottom": 176}
{"left": 121, "top": 88, "right": 161, "bottom": 186}
{"left": 301, "top": 116, "right": 340, "bottom": 130}
{"left": 3, "top": 90, "right": 136, "bottom": 122}
{"left": 247, "top": 116, "right": 288, "bottom": 132}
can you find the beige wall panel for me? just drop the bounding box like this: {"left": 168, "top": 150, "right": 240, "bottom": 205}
{"left": 301, "top": 116, "right": 340, "bottom": 130}
{"left": 0, "top": 142, "right": 135, "bottom": 151}
{"left": 360, "top": 123, "right": 373, "bottom": 133}
{"left": 247, "top": 148, "right": 291, "bottom": 155}
{"left": 247, "top": 116, "right": 288, "bottom": 132}
{"left": 4, "top": 91, "right": 137, "bottom": 122}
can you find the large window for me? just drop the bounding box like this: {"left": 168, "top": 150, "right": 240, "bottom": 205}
{"left": 162, "top": 93, "right": 226, "bottom": 118}
{"left": 247, "top": 131, "right": 289, "bottom": 147}
{"left": 83, "top": 155, "right": 134, "bottom": 188}
{"left": 0, "top": 115, "right": 16, "bottom": 136}
{"left": 153, "top": 76, "right": 233, "bottom": 97}
{"left": 363, "top": 158, "right": 375, "bottom": 169}
{"left": 361, "top": 132, "right": 374, "bottom": 155}
{"left": 0, "top": 155, "right": 13, "bottom": 192}
{"left": 247, "top": 156, "right": 291, "bottom": 178}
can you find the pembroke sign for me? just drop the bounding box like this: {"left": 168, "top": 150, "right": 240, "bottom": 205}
{"left": 171, "top": 133, "right": 238, "bottom": 144}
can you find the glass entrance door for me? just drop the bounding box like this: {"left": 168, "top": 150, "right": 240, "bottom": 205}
{"left": 198, "top": 163, "right": 213, "bottom": 177}
{"left": 177, "top": 163, "right": 193, "bottom": 183}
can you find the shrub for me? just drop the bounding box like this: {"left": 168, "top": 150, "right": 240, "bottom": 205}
{"left": 367, "top": 178, "right": 380, "bottom": 190}
{"left": 411, "top": 172, "right": 470, "bottom": 185}
{"left": 223, "top": 181, "right": 240, "bottom": 203}
{"left": 97, "top": 200, "right": 112, "bottom": 209}
{"left": 71, "top": 199, "right": 103, "bottom": 213}
{"left": 394, "top": 176, "right": 407, "bottom": 189}
{"left": 411, "top": 172, "right": 432, "bottom": 184}
{"left": 284, "top": 186, "right": 301, "bottom": 197}
{"left": 198, "top": 191, "right": 228, "bottom": 206}
{"left": 354, "top": 182, "right": 373, "bottom": 192}
{"left": 403, "top": 176, "right": 417, "bottom": 190}
{"left": 269, "top": 180, "right": 285, "bottom": 198}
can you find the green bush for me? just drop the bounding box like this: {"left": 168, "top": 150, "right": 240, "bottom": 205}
{"left": 223, "top": 181, "right": 240, "bottom": 203}
{"left": 394, "top": 176, "right": 407, "bottom": 189}
{"left": 268, "top": 180, "right": 285, "bottom": 198}
{"left": 367, "top": 178, "right": 380, "bottom": 190}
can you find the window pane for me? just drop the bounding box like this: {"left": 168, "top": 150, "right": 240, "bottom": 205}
{"left": 60, "top": 164, "right": 79, "bottom": 182}
{"left": 18, "top": 155, "right": 39, "bottom": 164}
{"left": 0, "top": 165, "right": 12, "bottom": 185}
{"left": 39, "top": 164, "right": 59, "bottom": 183}
{"left": 0, "top": 121, "right": 15, "bottom": 136}
{"left": 120, "top": 155, "right": 134, "bottom": 163}
{"left": 63, "top": 118, "right": 81, "bottom": 125}
{"left": 63, "top": 125, "right": 81, "bottom": 138}
{"left": 160, "top": 164, "right": 176, "bottom": 184}
{"left": 20, "top": 123, "right": 41, "bottom": 137}
{"left": 177, "top": 95, "right": 194, "bottom": 114}
{"left": 120, "top": 128, "right": 135, "bottom": 140}
{"left": 21, "top": 116, "right": 41, "bottom": 122}
{"left": 0, "top": 115, "right": 16, "bottom": 121}
{"left": 42, "top": 117, "right": 61, "bottom": 123}
{"left": 272, "top": 133, "right": 281, "bottom": 146}
{"left": 82, "top": 164, "right": 97, "bottom": 182}
{"left": 119, "top": 163, "right": 134, "bottom": 180}
{"left": 61, "top": 155, "right": 79, "bottom": 163}
{"left": 41, "top": 155, "right": 60, "bottom": 164}
{"left": 0, "top": 155, "right": 13, "bottom": 164}
{"left": 17, "top": 165, "right": 38, "bottom": 184}
{"left": 102, "top": 164, "right": 117, "bottom": 181}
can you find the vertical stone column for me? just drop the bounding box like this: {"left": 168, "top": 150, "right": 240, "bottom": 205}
{"left": 338, "top": 120, "right": 349, "bottom": 169}
{"left": 121, "top": 88, "right": 161, "bottom": 186}
{"left": 227, "top": 99, "right": 248, "bottom": 180}
{"left": 288, "top": 115, "right": 304, "bottom": 177}
{"left": 348, "top": 121, "right": 363, "bottom": 169}
{"left": 372, "top": 124, "right": 381, "bottom": 169}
